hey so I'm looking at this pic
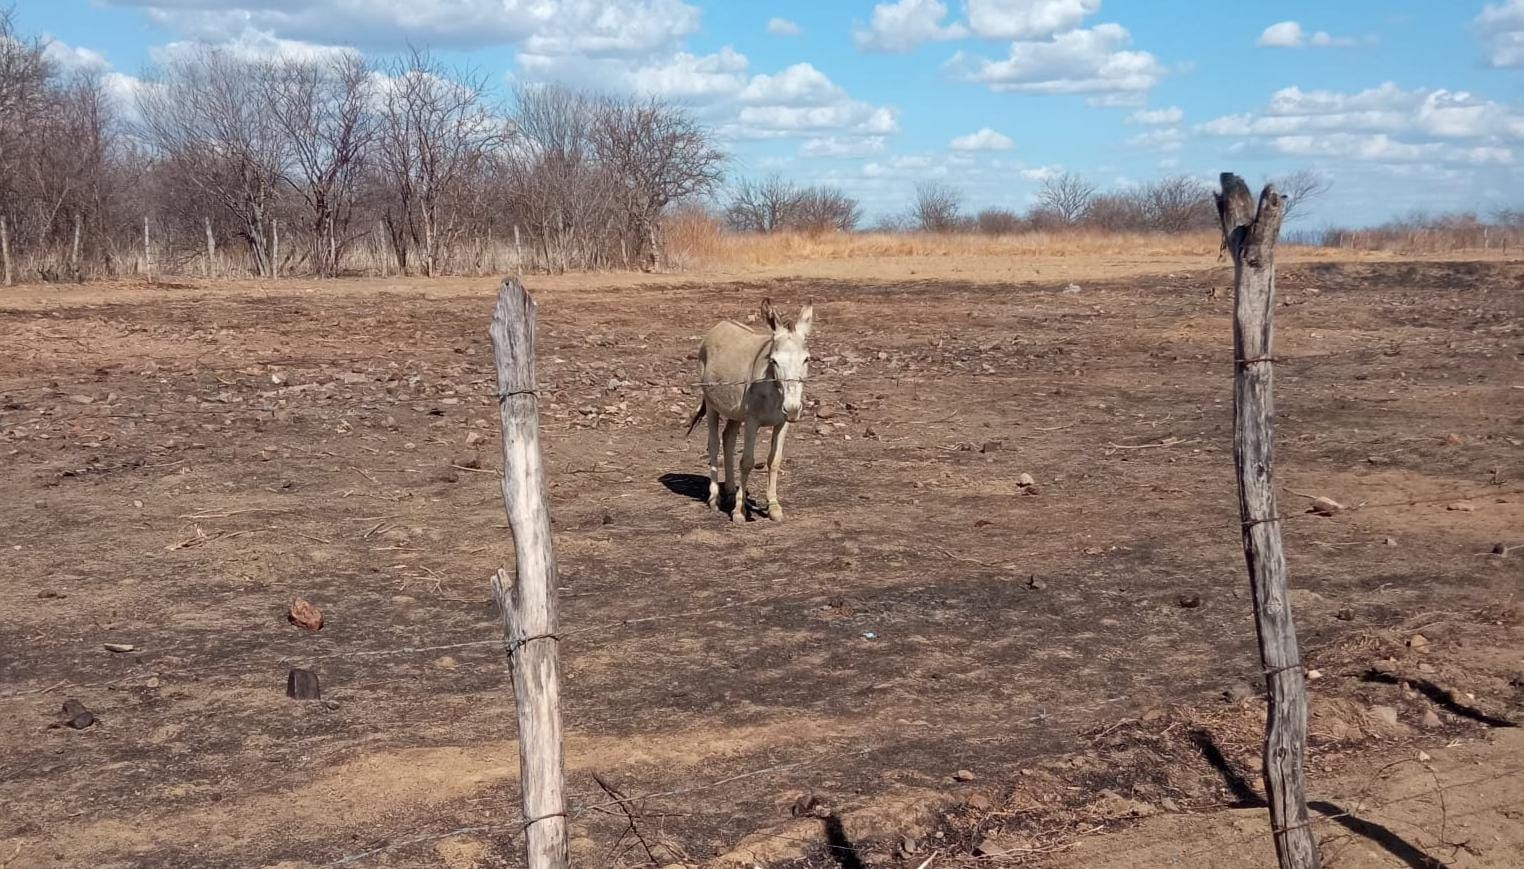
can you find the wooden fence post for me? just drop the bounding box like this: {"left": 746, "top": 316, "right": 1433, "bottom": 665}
{"left": 1, "top": 215, "right": 12, "bottom": 287}
{"left": 489, "top": 278, "right": 569, "bottom": 869}
{"left": 143, "top": 216, "right": 153, "bottom": 282}
{"left": 205, "top": 217, "right": 216, "bottom": 278}
{"left": 1217, "top": 173, "right": 1321, "bottom": 869}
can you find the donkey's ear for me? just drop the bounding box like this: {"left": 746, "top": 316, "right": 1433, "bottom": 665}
{"left": 761, "top": 297, "right": 782, "bottom": 331}
{"left": 795, "top": 302, "right": 814, "bottom": 337}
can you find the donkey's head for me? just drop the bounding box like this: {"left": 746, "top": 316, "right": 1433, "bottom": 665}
{"left": 761, "top": 297, "right": 814, "bottom": 421}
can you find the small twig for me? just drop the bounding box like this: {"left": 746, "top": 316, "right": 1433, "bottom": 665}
{"left": 592, "top": 772, "right": 661, "bottom": 866}
{"left": 1104, "top": 436, "right": 1198, "bottom": 452}
{"left": 451, "top": 463, "right": 502, "bottom": 476}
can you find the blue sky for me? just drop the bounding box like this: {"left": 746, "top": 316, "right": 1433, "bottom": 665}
{"left": 17, "top": 1, "right": 1524, "bottom": 226}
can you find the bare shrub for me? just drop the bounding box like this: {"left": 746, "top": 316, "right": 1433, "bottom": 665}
{"left": 913, "top": 181, "right": 962, "bottom": 232}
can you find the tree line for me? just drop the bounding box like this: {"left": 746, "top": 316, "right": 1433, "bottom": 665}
{"left": 0, "top": 10, "right": 724, "bottom": 283}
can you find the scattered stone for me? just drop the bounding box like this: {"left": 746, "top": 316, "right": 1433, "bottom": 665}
{"left": 1062, "top": 283, "right": 1082, "bottom": 294}
{"left": 980, "top": 441, "right": 1002, "bottom": 453}
{"left": 288, "top": 598, "right": 324, "bottom": 631}
{"left": 1016, "top": 472, "right": 1037, "bottom": 488}
{"left": 102, "top": 643, "right": 135, "bottom": 653}
{"left": 1335, "top": 607, "right": 1355, "bottom": 621}
{"left": 964, "top": 793, "right": 992, "bottom": 811}
{"left": 465, "top": 431, "right": 484, "bottom": 446}
{"left": 286, "top": 668, "right": 321, "bottom": 701}
{"left": 1160, "top": 797, "right": 1180, "bottom": 813}
{"left": 433, "top": 656, "right": 459, "bottom": 670}
{"left": 1418, "top": 662, "right": 1435, "bottom": 673}
{"left": 1384, "top": 537, "right": 1398, "bottom": 547}
{"left": 1366, "top": 455, "right": 1392, "bottom": 465}
{"left": 61, "top": 699, "right": 96, "bottom": 730}
{"left": 1306, "top": 496, "right": 1346, "bottom": 517}
{"left": 1367, "top": 705, "right": 1400, "bottom": 727}
{"left": 1446, "top": 501, "right": 1476, "bottom": 512}
{"left": 1408, "top": 634, "right": 1430, "bottom": 651}
{"left": 953, "top": 769, "right": 976, "bottom": 782}
{"left": 1026, "top": 576, "right": 1047, "bottom": 591}
{"left": 1421, "top": 709, "right": 1443, "bottom": 729}
{"left": 455, "top": 454, "right": 482, "bottom": 470}
{"left": 1224, "top": 684, "right": 1254, "bottom": 703}
{"left": 1307, "top": 669, "right": 1323, "bottom": 681}
{"left": 146, "top": 676, "right": 161, "bottom": 689}
{"left": 1177, "top": 594, "right": 1202, "bottom": 609}
{"left": 815, "top": 406, "right": 837, "bottom": 420}
{"left": 1418, "top": 750, "right": 1432, "bottom": 763}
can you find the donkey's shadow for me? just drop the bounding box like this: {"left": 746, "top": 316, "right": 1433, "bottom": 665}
{"left": 658, "top": 472, "right": 763, "bottom": 518}
{"left": 659, "top": 472, "right": 710, "bottom": 503}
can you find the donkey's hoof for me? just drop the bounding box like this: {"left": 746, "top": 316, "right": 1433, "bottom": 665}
{"left": 730, "top": 509, "right": 746, "bottom": 525}
{"left": 707, "top": 496, "right": 720, "bottom": 511}
{"left": 767, "top": 502, "right": 785, "bottom": 522}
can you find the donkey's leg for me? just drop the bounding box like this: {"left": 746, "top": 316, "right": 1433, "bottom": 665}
{"left": 721, "top": 418, "right": 740, "bottom": 505}
{"left": 766, "top": 421, "right": 789, "bottom": 521}
{"left": 734, "top": 417, "right": 758, "bottom": 524}
{"left": 705, "top": 409, "right": 722, "bottom": 510}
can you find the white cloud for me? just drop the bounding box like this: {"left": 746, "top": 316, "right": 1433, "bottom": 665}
{"left": 1266, "top": 134, "right": 1511, "bottom": 166}
{"left": 121, "top": 0, "right": 703, "bottom": 55}
{"left": 740, "top": 63, "right": 845, "bottom": 106}
{"left": 1126, "top": 127, "right": 1183, "bottom": 152}
{"left": 736, "top": 103, "right": 900, "bottom": 138}
{"left": 766, "top": 17, "right": 801, "bottom": 37}
{"left": 853, "top": 0, "right": 967, "bottom": 53}
{"left": 801, "top": 136, "right": 888, "bottom": 157}
{"left": 949, "top": 127, "right": 1015, "bottom": 151}
{"left": 42, "top": 36, "right": 111, "bottom": 74}
{"left": 1258, "top": 20, "right": 1366, "bottom": 49}
{"left": 1199, "top": 83, "right": 1524, "bottom": 142}
{"left": 964, "top": 0, "right": 1100, "bottom": 40}
{"left": 1200, "top": 83, "right": 1524, "bottom": 169}
{"left": 730, "top": 62, "right": 899, "bottom": 139}
{"left": 625, "top": 47, "right": 751, "bottom": 100}
{"left": 1128, "top": 106, "right": 1182, "bottom": 125}
{"left": 1020, "top": 164, "right": 1062, "bottom": 181}
{"left": 948, "top": 23, "right": 1164, "bottom": 96}
{"left": 151, "top": 29, "right": 357, "bottom": 65}
{"left": 1258, "top": 21, "right": 1305, "bottom": 48}
{"left": 1476, "top": 1, "right": 1524, "bottom": 67}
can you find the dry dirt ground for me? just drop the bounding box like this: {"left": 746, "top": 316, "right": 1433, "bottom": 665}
{"left": 2, "top": 251, "right": 1522, "bottom": 869}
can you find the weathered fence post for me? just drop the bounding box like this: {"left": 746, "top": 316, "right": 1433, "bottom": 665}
{"left": 143, "top": 216, "right": 153, "bottom": 282}
{"left": 205, "top": 217, "right": 216, "bottom": 278}
{"left": 1, "top": 215, "right": 12, "bottom": 287}
{"left": 1217, "top": 173, "right": 1321, "bottom": 869}
{"left": 490, "top": 278, "right": 569, "bottom": 869}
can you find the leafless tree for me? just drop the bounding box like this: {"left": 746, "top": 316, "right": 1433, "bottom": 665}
{"left": 913, "top": 180, "right": 962, "bottom": 232}
{"left": 591, "top": 94, "right": 725, "bottom": 268}
{"left": 1037, "top": 172, "right": 1096, "bottom": 225}
{"left": 1136, "top": 175, "right": 1215, "bottom": 232}
{"left": 375, "top": 48, "right": 504, "bottom": 276}
{"left": 508, "top": 84, "right": 614, "bottom": 271}
{"left": 974, "top": 207, "right": 1023, "bottom": 235}
{"left": 1272, "top": 169, "right": 1332, "bottom": 223}
{"left": 793, "top": 186, "right": 860, "bottom": 233}
{"left": 136, "top": 47, "right": 287, "bottom": 277}
{"left": 264, "top": 53, "right": 375, "bottom": 276}
{"left": 725, "top": 175, "right": 802, "bottom": 233}
{"left": 1082, "top": 193, "right": 1147, "bottom": 232}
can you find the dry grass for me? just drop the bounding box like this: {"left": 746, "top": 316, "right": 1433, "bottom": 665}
{"left": 672, "top": 228, "right": 1226, "bottom": 268}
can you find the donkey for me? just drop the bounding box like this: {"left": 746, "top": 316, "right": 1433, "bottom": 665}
{"left": 687, "top": 298, "right": 814, "bottom": 523}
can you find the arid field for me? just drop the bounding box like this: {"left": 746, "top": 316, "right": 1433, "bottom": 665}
{"left": 2, "top": 247, "right": 1522, "bottom": 868}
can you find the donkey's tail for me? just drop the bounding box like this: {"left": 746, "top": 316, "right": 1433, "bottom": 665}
{"left": 685, "top": 399, "right": 707, "bottom": 436}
